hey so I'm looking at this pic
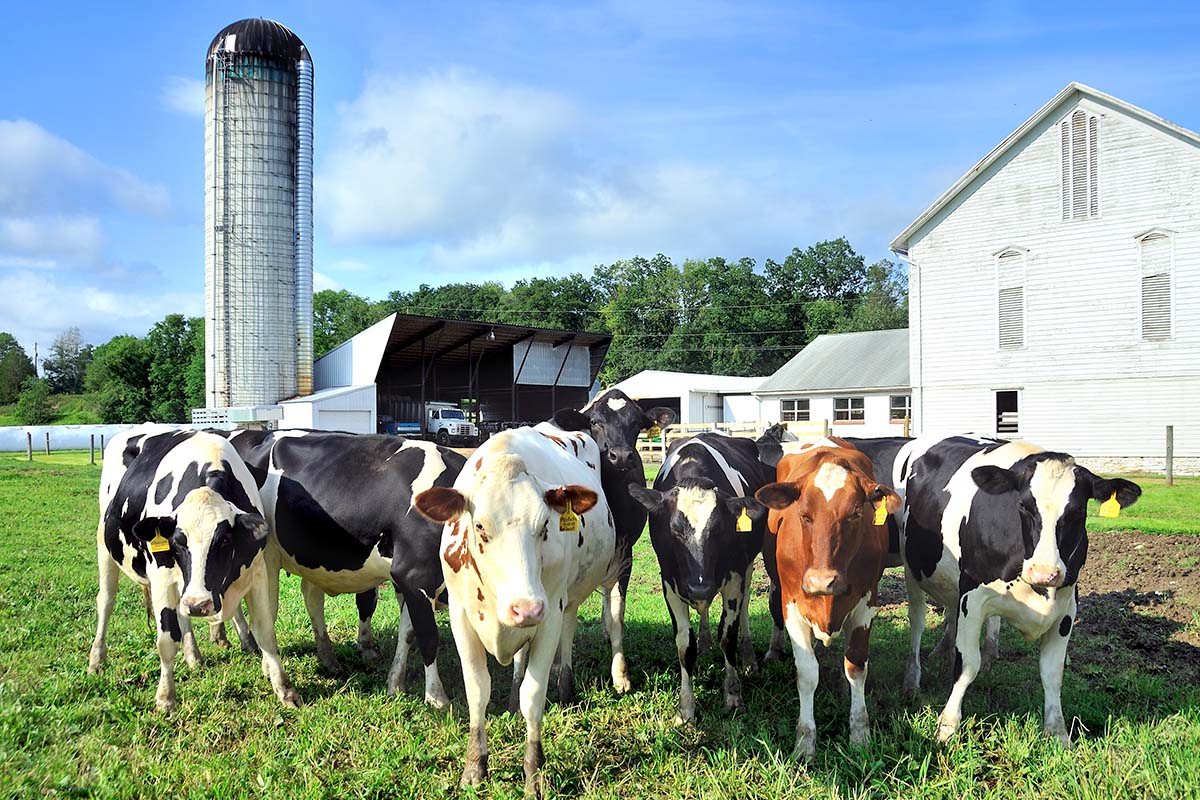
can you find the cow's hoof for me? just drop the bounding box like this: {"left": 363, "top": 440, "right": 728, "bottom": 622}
{"left": 724, "top": 693, "right": 743, "bottom": 712}
{"left": 239, "top": 636, "right": 260, "bottom": 655}
{"left": 935, "top": 718, "right": 959, "bottom": 743}
{"left": 524, "top": 775, "right": 544, "bottom": 800}
{"left": 87, "top": 652, "right": 106, "bottom": 674}
{"left": 849, "top": 722, "right": 869, "bottom": 747}
{"left": 791, "top": 734, "right": 815, "bottom": 762}
{"left": 183, "top": 653, "right": 202, "bottom": 669}
{"left": 155, "top": 695, "right": 176, "bottom": 713}
{"left": 1046, "top": 725, "right": 1072, "bottom": 748}
{"left": 741, "top": 658, "right": 759, "bottom": 676}
{"left": 507, "top": 691, "right": 521, "bottom": 715}
{"left": 673, "top": 711, "right": 696, "bottom": 727}
{"left": 280, "top": 688, "right": 302, "bottom": 709}
{"left": 460, "top": 761, "right": 487, "bottom": 787}
{"left": 425, "top": 688, "right": 451, "bottom": 711}
{"left": 387, "top": 673, "right": 406, "bottom": 696}
{"left": 763, "top": 648, "right": 785, "bottom": 663}
{"left": 317, "top": 657, "right": 342, "bottom": 674}
{"left": 612, "top": 673, "right": 632, "bottom": 694}
{"left": 358, "top": 645, "right": 381, "bottom": 663}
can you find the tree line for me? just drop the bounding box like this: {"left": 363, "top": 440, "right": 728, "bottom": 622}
{"left": 3, "top": 238, "right": 905, "bottom": 425}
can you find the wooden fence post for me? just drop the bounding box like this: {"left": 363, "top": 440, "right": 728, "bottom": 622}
{"left": 90, "top": 434, "right": 96, "bottom": 465}
{"left": 45, "top": 432, "right": 50, "bottom": 456}
{"left": 100, "top": 434, "right": 105, "bottom": 452}
{"left": 26, "top": 432, "right": 32, "bottom": 461}
{"left": 1166, "top": 425, "right": 1174, "bottom": 487}
{"left": 903, "top": 415, "right": 911, "bottom": 438}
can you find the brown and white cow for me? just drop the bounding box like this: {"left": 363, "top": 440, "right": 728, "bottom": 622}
{"left": 415, "top": 426, "right": 615, "bottom": 797}
{"left": 755, "top": 444, "right": 900, "bottom": 759}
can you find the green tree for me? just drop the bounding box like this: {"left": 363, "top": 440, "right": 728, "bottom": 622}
{"left": 835, "top": 258, "right": 908, "bottom": 333}
{"left": 0, "top": 332, "right": 36, "bottom": 404}
{"left": 87, "top": 336, "right": 152, "bottom": 423}
{"left": 185, "top": 317, "right": 206, "bottom": 412}
{"left": 146, "top": 314, "right": 193, "bottom": 423}
{"left": 802, "top": 299, "right": 847, "bottom": 341}
{"left": 501, "top": 275, "right": 601, "bottom": 332}
{"left": 384, "top": 282, "right": 507, "bottom": 323}
{"left": 314, "top": 289, "right": 389, "bottom": 358}
{"left": 41, "top": 327, "right": 92, "bottom": 394}
{"left": 595, "top": 254, "right": 681, "bottom": 384}
{"left": 16, "top": 376, "right": 54, "bottom": 425}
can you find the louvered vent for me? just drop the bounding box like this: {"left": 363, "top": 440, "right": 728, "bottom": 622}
{"left": 1140, "top": 233, "right": 1172, "bottom": 340}
{"left": 997, "top": 249, "right": 1025, "bottom": 350}
{"left": 1061, "top": 109, "right": 1099, "bottom": 220}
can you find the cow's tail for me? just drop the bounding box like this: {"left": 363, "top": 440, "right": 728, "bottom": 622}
{"left": 141, "top": 584, "right": 153, "bottom": 630}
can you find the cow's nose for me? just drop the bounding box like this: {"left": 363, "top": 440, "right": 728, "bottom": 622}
{"left": 607, "top": 449, "right": 633, "bottom": 469}
{"left": 183, "top": 597, "right": 215, "bottom": 617}
{"left": 508, "top": 600, "right": 545, "bottom": 627}
{"left": 1024, "top": 565, "right": 1063, "bottom": 588}
{"left": 802, "top": 570, "right": 847, "bottom": 597}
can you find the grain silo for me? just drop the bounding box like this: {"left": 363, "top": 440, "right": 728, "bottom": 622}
{"left": 202, "top": 18, "right": 313, "bottom": 413}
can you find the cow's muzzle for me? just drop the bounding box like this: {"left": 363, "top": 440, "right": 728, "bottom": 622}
{"left": 802, "top": 569, "right": 848, "bottom": 597}
{"left": 182, "top": 596, "right": 215, "bottom": 617}
{"left": 1022, "top": 565, "right": 1064, "bottom": 588}
{"left": 506, "top": 599, "right": 545, "bottom": 628}
{"left": 606, "top": 448, "right": 635, "bottom": 472}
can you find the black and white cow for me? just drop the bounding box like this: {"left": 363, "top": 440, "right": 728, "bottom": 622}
{"left": 894, "top": 435, "right": 1141, "bottom": 744}
{"left": 628, "top": 432, "right": 772, "bottom": 723}
{"left": 231, "top": 430, "right": 465, "bottom": 707}
{"left": 89, "top": 427, "right": 299, "bottom": 710}
{"left": 549, "top": 388, "right": 675, "bottom": 700}
{"left": 754, "top": 422, "right": 798, "bottom": 468}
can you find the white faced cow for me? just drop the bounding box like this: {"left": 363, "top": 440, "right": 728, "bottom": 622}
{"left": 415, "top": 426, "right": 615, "bottom": 798}
{"left": 628, "top": 432, "right": 772, "bottom": 724}
{"left": 227, "top": 429, "right": 465, "bottom": 708}
{"left": 895, "top": 435, "right": 1141, "bottom": 745}
{"left": 89, "top": 428, "right": 299, "bottom": 710}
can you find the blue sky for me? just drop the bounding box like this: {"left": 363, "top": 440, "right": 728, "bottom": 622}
{"left": 4, "top": 0, "right": 1200, "bottom": 352}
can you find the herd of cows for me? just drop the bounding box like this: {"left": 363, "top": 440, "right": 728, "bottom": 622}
{"left": 87, "top": 388, "right": 1143, "bottom": 796}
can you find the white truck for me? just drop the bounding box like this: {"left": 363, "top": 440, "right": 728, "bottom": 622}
{"left": 380, "top": 401, "right": 478, "bottom": 446}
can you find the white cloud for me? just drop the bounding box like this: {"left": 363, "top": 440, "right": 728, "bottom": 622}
{"left": 162, "top": 77, "right": 206, "bottom": 117}
{"left": 313, "top": 270, "right": 340, "bottom": 292}
{"left": 327, "top": 259, "right": 370, "bottom": 272}
{"left": 319, "top": 69, "right": 807, "bottom": 270}
{"left": 0, "top": 215, "right": 103, "bottom": 262}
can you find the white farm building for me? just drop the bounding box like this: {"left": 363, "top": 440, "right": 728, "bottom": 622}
{"left": 892, "top": 82, "right": 1199, "bottom": 473}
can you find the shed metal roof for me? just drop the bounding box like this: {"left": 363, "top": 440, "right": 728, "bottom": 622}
{"left": 754, "top": 329, "right": 909, "bottom": 394}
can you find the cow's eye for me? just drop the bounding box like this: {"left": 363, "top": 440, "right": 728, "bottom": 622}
{"left": 799, "top": 515, "right": 813, "bottom": 526}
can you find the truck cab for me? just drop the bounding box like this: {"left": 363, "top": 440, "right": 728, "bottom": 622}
{"left": 424, "top": 402, "right": 478, "bottom": 445}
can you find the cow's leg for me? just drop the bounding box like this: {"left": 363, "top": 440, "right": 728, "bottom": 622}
{"left": 449, "top": 605, "right": 489, "bottom": 787}
{"left": 244, "top": 581, "right": 301, "bottom": 708}
{"left": 520, "top": 613, "right": 564, "bottom": 800}
{"left": 1040, "top": 596, "right": 1077, "bottom": 747}
{"left": 230, "top": 603, "right": 258, "bottom": 654}
{"left": 601, "top": 579, "right": 633, "bottom": 694}
{"left": 738, "top": 565, "right": 757, "bottom": 674}
{"left": 717, "top": 578, "right": 744, "bottom": 712}
{"left": 842, "top": 599, "right": 878, "bottom": 747}
{"left": 662, "top": 582, "right": 698, "bottom": 725}
{"left": 509, "top": 644, "right": 529, "bottom": 714}
{"left": 902, "top": 568, "right": 927, "bottom": 698}
{"left": 931, "top": 605, "right": 958, "bottom": 676}
{"left": 300, "top": 578, "right": 339, "bottom": 672}
{"left": 148, "top": 577, "right": 182, "bottom": 711}
{"left": 406, "top": 590, "right": 449, "bottom": 710}
{"left": 556, "top": 606, "right": 581, "bottom": 705}
{"left": 387, "top": 594, "right": 413, "bottom": 695}
{"left": 935, "top": 592, "right": 986, "bottom": 742}
{"left": 177, "top": 612, "right": 202, "bottom": 668}
{"left": 784, "top": 605, "right": 820, "bottom": 760}
{"left": 355, "top": 588, "right": 381, "bottom": 661}
{"left": 87, "top": 544, "right": 120, "bottom": 674}
{"left": 210, "top": 619, "right": 231, "bottom": 648}
{"left": 697, "top": 603, "right": 712, "bottom": 657}
{"left": 764, "top": 580, "right": 787, "bottom": 663}
{"left": 981, "top": 616, "right": 1001, "bottom": 672}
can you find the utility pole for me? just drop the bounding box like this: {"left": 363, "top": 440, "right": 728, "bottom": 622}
{"left": 33, "top": 342, "right": 39, "bottom": 377}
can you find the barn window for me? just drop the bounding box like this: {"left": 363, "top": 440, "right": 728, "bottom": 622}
{"left": 889, "top": 395, "right": 911, "bottom": 422}
{"left": 1139, "top": 231, "right": 1173, "bottom": 340}
{"left": 833, "top": 397, "right": 864, "bottom": 422}
{"left": 996, "top": 248, "right": 1026, "bottom": 350}
{"left": 996, "top": 391, "right": 1019, "bottom": 436}
{"left": 781, "top": 398, "right": 809, "bottom": 422}
{"left": 1060, "top": 109, "right": 1100, "bottom": 220}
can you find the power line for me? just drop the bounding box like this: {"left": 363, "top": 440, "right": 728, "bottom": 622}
{"left": 390, "top": 296, "right": 859, "bottom": 316}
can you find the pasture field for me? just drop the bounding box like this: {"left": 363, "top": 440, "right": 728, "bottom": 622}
{"left": 1, "top": 455, "right": 1198, "bottom": 799}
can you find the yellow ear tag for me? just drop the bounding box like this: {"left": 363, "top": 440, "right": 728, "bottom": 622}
{"left": 559, "top": 500, "right": 579, "bottom": 532}
{"left": 873, "top": 501, "right": 888, "bottom": 526}
{"left": 149, "top": 530, "right": 171, "bottom": 553}
{"left": 736, "top": 508, "right": 752, "bottom": 533}
{"left": 1099, "top": 492, "right": 1121, "bottom": 518}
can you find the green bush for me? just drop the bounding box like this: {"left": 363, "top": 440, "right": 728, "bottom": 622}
{"left": 15, "top": 377, "right": 54, "bottom": 425}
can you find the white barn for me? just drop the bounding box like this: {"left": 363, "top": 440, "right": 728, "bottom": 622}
{"left": 754, "top": 329, "right": 911, "bottom": 437}
{"left": 604, "top": 370, "right": 765, "bottom": 424}
{"left": 892, "top": 82, "right": 1199, "bottom": 473}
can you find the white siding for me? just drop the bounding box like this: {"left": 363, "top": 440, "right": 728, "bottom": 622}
{"left": 761, "top": 392, "right": 905, "bottom": 437}
{"left": 280, "top": 384, "right": 377, "bottom": 434}
{"left": 314, "top": 314, "right": 394, "bottom": 389}
{"left": 909, "top": 96, "right": 1200, "bottom": 458}
{"left": 722, "top": 394, "right": 760, "bottom": 423}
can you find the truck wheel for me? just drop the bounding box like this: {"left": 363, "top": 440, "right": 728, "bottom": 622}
{"left": 436, "top": 430, "right": 451, "bottom": 446}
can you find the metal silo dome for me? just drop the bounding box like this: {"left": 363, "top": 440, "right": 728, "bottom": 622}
{"left": 203, "top": 18, "right": 314, "bottom": 412}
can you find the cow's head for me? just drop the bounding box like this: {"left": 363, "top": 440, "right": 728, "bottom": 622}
{"left": 414, "top": 454, "right": 598, "bottom": 629}
{"left": 554, "top": 389, "right": 676, "bottom": 475}
{"left": 972, "top": 454, "right": 1141, "bottom": 588}
{"left": 629, "top": 477, "right": 766, "bottom": 605}
{"left": 755, "top": 448, "right": 900, "bottom": 597}
{"left": 132, "top": 486, "right": 267, "bottom": 617}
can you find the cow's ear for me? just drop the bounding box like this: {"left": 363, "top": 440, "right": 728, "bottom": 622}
{"left": 553, "top": 408, "right": 591, "bottom": 431}
{"left": 1081, "top": 469, "right": 1142, "bottom": 508}
{"left": 415, "top": 487, "right": 468, "bottom": 523}
{"left": 971, "top": 465, "right": 1019, "bottom": 495}
{"left": 235, "top": 511, "right": 269, "bottom": 540}
{"left": 755, "top": 482, "right": 801, "bottom": 510}
{"left": 867, "top": 483, "right": 902, "bottom": 514}
{"left": 726, "top": 496, "right": 768, "bottom": 521}
{"left": 628, "top": 484, "right": 666, "bottom": 513}
{"left": 545, "top": 484, "right": 598, "bottom": 514}
{"left": 643, "top": 406, "right": 677, "bottom": 429}
{"left": 132, "top": 516, "right": 175, "bottom": 541}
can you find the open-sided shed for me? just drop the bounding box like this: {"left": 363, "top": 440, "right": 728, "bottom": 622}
{"left": 313, "top": 313, "right": 611, "bottom": 432}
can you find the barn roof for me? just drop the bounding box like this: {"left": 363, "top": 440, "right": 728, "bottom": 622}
{"left": 890, "top": 82, "right": 1200, "bottom": 255}
{"left": 754, "top": 329, "right": 909, "bottom": 395}
{"left": 607, "top": 370, "right": 766, "bottom": 398}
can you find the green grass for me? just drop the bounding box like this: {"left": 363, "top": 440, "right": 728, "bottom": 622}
{"left": 0, "top": 393, "right": 102, "bottom": 426}
{"left": 1, "top": 458, "right": 1198, "bottom": 799}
